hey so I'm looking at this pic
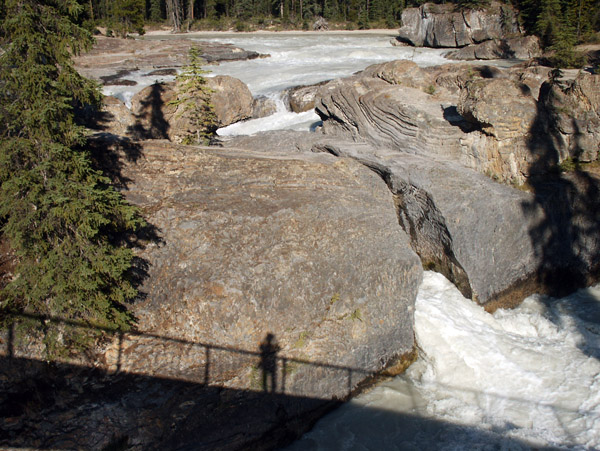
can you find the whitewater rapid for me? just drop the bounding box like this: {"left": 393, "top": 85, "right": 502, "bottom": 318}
{"left": 104, "top": 32, "right": 451, "bottom": 134}
{"left": 286, "top": 272, "right": 600, "bottom": 450}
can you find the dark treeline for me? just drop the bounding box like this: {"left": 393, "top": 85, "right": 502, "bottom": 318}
{"left": 89, "top": 0, "right": 405, "bottom": 32}
{"left": 87, "top": 0, "right": 599, "bottom": 58}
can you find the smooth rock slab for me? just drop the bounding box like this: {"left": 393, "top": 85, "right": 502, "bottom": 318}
{"left": 116, "top": 142, "right": 421, "bottom": 400}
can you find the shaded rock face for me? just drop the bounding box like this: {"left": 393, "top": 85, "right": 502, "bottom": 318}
{"left": 446, "top": 36, "right": 542, "bottom": 60}
{"left": 128, "top": 76, "right": 253, "bottom": 141}
{"left": 397, "top": 3, "right": 520, "bottom": 48}
{"left": 538, "top": 74, "right": 600, "bottom": 163}
{"left": 314, "top": 142, "right": 600, "bottom": 308}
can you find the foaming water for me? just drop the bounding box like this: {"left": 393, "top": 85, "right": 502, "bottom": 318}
{"left": 286, "top": 272, "right": 600, "bottom": 450}
{"left": 104, "top": 33, "right": 451, "bottom": 134}
{"left": 200, "top": 33, "right": 449, "bottom": 136}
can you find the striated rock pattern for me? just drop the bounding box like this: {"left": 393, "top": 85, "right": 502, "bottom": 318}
{"left": 315, "top": 60, "right": 597, "bottom": 183}
{"left": 397, "top": 3, "right": 520, "bottom": 48}
{"left": 315, "top": 73, "right": 467, "bottom": 160}
{"left": 313, "top": 60, "right": 600, "bottom": 308}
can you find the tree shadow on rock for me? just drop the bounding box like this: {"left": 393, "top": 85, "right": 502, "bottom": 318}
{"left": 85, "top": 133, "right": 164, "bottom": 306}
{"left": 127, "top": 82, "right": 170, "bottom": 140}
{"left": 521, "top": 79, "right": 600, "bottom": 359}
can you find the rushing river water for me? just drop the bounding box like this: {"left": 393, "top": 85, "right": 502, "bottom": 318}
{"left": 110, "top": 33, "right": 600, "bottom": 449}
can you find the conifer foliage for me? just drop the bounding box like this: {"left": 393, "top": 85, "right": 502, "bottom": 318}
{"left": 171, "top": 46, "right": 217, "bottom": 145}
{"left": 0, "top": 0, "right": 143, "bottom": 353}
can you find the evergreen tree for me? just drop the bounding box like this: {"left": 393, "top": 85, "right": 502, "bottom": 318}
{"left": 149, "top": 0, "right": 164, "bottom": 21}
{"left": 112, "top": 0, "right": 146, "bottom": 37}
{"left": 0, "top": 0, "right": 143, "bottom": 354}
{"left": 170, "top": 47, "right": 217, "bottom": 144}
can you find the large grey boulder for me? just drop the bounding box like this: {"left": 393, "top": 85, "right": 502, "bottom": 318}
{"left": 397, "top": 3, "right": 520, "bottom": 48}
{"left": 129, "top": 75, "right": 254, "bottom": 141}
{"left": 120, "top": 143, "right": 421, "bottom": 392}
{"left": 1, "top": 140, "right": 422, "bottom": 450}
{"left": 458, "top": 78, "right": 538, "bottom": 140}
{"left": 285, "top": 80, "right": 330, "bottom": 113}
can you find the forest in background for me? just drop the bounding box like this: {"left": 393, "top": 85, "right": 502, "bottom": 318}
{"left": 89, "top": 0, "right": 600, "bottom": 43}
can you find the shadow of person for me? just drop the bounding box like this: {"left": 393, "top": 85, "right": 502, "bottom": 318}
{"left": 259, "top": 333, "right": 280, "bottom": 393}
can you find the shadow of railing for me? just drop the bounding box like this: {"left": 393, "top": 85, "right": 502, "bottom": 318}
{"left": 2, "top": 312, "right": 372, "bottom": 398}
{"left": 2, "top": 317, "right": 591, "bottom": 449}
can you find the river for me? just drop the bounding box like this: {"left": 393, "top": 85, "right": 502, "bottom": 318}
{"left": 108, "top": 32, "right": 600, "bottom": 450}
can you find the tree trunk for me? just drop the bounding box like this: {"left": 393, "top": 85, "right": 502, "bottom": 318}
{"left": 188, "top": 0, "right": 194, "bottom": 27}
{"left": 167, "top": 0, "right": 183, "bottom": 32}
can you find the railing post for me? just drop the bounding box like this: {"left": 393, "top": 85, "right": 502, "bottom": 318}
{"left": 8, "top": 321, "right": 14, "bottom": 359}
{"left": 204, "top": 346, "right": 210, "bottom": 384}
{"left": 281, "top": 358, "right": 287, "bottom": 394}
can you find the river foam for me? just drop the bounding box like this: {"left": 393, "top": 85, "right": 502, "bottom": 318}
{"left": 286, "top": 271, "right": 600, "bottom": 450}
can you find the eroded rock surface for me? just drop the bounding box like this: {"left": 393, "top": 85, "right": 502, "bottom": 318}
{"left": 397, "top": 3, "right": 520, "bottom": 48}
{"left": 315, "top": 60, "right": 597, "bottom": 183}
{"left": 312, "top": 60, "right": 600, "bottom": 307}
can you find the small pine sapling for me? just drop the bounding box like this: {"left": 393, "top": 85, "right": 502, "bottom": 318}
{"left": 171, "top": 46, "right": 217, "bottom": 145}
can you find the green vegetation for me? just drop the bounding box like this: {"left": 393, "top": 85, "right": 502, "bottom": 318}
{"left": 170, "top": 46, "right": 217, "bottom": 145}
{"left": 294, "top": 330, "right": 311, "bottom": 348}
{"left": 87, "top": 0, "right": 407, "bottom": 32}
{"left": 515, "top": 0, "right": 596, "bottom": 67}
{"left": 350, "top": 308, "right": 364, "bottom": 322}
{"left": 109, "top": 0, "right": 146, "bottom": 37}
{"left": 424, "top": 84, "right": 436, "bottom": 95}
{"left": 0, "top": 0, "right": 144, "bottom": 355}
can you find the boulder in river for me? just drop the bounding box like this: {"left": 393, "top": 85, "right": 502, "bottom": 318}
{"left": 128, "top": 75, "right": 254, "bottom": 141}
{"left": 445, "top": 36, "right": 542, "bottom": 60}
{"left": 396, "top": 3, "right": 520, "bottom": 48}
